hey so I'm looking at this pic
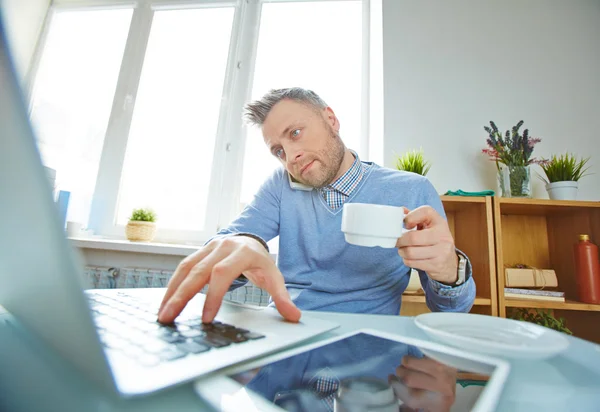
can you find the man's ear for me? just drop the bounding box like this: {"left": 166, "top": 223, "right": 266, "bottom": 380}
{"left": 324, "top": 107, "right": 340, "bottom": 132}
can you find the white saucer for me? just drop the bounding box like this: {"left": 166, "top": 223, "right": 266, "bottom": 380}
{"left": 414, "top": 312, "right": 569, "bottom": 360}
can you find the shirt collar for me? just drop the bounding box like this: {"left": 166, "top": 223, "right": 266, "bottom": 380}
{"left": 321, "top": 150, "right": 364, "bottom": 196}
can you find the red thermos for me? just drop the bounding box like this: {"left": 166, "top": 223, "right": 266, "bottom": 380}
{"left": 574, "top": 234, "right": 600, "bottom": 304}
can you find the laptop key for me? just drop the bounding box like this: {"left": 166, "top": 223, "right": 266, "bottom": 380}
{"left": 243, "top": 332, "right": 266, "bottom": 340}
{"left": 221, "top": 331, "right": 249, "bottom": 343}
{"left": 199, "top": 323, "right": 216, "bottom": 332}
{"left": 181, "top": 319, "right": 203, "bottom": 327}
{"left": 159, "top": 347, "right": 187, "bottom": 362}
{"left": 153, "top": 329, "right": 184, "bottom": 344}
{"left": 195, "top": 334, "right": 231, "bottom": 348}
{"left": 212, "top": 323, "right": 234, "bottom": 332}
{"left": 137, "top": 322, "right": 160, "bottom": 332}
{"left": 145, "top": 339, "right": 170, "bottom": 353}
{"left": 176, "top": 341, "right": 211, "bottom": 354}
{"left": 179, "top": 329, "right": 204, "bottom": 339}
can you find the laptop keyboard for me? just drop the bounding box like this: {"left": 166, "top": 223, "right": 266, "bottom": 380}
{"left": 88, "top": 292, "right": 265, "bottom": 367}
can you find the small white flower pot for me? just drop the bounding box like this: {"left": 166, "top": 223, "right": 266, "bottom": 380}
{"left": 546, "top": 181, "right": 578, "bottom": 201}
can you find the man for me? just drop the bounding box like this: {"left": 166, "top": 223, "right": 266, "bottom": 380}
{"left": 158, "top": 88, "right": 475, "bottom": 324}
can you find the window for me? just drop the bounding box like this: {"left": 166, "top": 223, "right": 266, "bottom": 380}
{"left": 29, "top": 8, "right": 133, "bottom": 226}
{"left": 116, "top": 8, "right": 235, "bottom": 231}
{"left": 239, "top": 0, "right": 363, "bottom": 205}
{"left": 29, "top": 0, "right": 381, "bottom": 243}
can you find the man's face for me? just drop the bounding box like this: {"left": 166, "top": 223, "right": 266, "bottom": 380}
{"left": 261, "top": 99, "right": 345, "bottom": 188}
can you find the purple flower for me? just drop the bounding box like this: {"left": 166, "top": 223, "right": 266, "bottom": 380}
{"left": 482, "top": 121, "right": 543, "bottom": 166}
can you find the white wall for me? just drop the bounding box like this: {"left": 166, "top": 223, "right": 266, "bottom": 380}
{"left": 383, "top": 0, "right": 600, "bottom": 200}
{"left": 1, "top": 0, "right": 49, "bottom": 85}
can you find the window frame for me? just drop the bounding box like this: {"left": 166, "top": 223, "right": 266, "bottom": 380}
{"left": 27, "top": 0, "right": 375, "bottom": 244}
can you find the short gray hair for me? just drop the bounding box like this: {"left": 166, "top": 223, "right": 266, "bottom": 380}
{"left": 243, "top": 87, "right": 328, "bottom": 126}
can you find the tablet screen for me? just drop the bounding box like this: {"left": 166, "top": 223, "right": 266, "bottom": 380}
{"left": 229, "top": 332, "right": 499, "bottom": 412}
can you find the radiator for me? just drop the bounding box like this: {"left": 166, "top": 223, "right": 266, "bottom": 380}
{"left": 84, "top": 266, "right": 270, "bottom": 307}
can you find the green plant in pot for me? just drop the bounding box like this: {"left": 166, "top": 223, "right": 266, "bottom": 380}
{"left": 395, "top": 148, "right": 431, "bottom": 176}
{"left": 126, "top": 208, "right": 157, "bottom": 242}
{"left": 539, "top": 153, "right": 591, "bottom": 201}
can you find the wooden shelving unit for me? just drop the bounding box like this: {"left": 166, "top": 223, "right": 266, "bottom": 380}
{"left": 401, "top": 196, "right": 497, "bottom": 317}
{"left": 493, "top": 197, "right": 600, "bottom": 344}
{"left": 402, "top": 294, "right": 492, "bottom": 305}
{"left": 504, "top": 298, "right": 600, "bottom": 312}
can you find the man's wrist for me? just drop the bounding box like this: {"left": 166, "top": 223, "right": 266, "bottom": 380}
{"left": 437, "top": 252, "right": 461, "bottom": 286}
{"left": 441, "top": 251, "right": 469, "bottom": 287}
{"left": 232, "top": 232, "right": 269, "bottom": 252}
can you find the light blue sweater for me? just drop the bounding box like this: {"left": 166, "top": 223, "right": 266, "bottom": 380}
{"left": 216, "top": 163, "right": 475, "bottom": 315}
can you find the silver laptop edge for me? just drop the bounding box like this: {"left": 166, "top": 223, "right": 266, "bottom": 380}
{"left": 0, "top": 9, "right": 117, "bottom": 394}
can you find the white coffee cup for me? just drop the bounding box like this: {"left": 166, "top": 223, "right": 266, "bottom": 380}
{"left": 341, "top": 203, "right": 413, "bottom": 248}
{"left": 66, "top": 221, "right": 83, "bottom": 238}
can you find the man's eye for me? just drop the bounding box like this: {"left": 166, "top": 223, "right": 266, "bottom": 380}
{"left": 291, "top": 129, "right": 300, "bottom": 138}
{"left": 275, "top": 148, "right": 285, "bottom": 159}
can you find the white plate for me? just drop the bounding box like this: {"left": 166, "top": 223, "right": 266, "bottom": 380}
{"left": 414, "top": 312, "right": 569, "bottom": 360}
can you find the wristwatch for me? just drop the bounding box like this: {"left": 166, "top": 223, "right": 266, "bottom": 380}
{"left": 453, "top": 252, "right": 467, "bottom": 286}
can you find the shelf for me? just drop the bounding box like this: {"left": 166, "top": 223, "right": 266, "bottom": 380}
{"left": 70, "top": 238, "right": 199, "bottom": 256}
{"left": 504, "top": 298, "right": 600, "bottom": 312}
{"left": 440, "top": 196, "right": 487, "bottom": 213}
{"left": 402, "top": 294, "right": 491, "bottom": 306}
{"left": 440, "top": 196, "right": 487, "bottom": 203}
{"left": 497, "top": 198, "right": 600, "bottom": 216}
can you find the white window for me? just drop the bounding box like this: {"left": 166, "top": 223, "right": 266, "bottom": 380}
{"left": 29, "top": 0, "right": 381, "bottom": 244}
{"left": 29, "top": 8, "right": 133, "bottom": 226}
{"left": 116, "top": 7, "right": 235, "bottom": 232}
{"left": 239, "top": 0, "right": 364, "bottom": 205}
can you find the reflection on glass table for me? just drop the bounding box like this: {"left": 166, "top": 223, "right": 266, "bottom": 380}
{"left": 228, "top": 332, "right": 502, "bottom": 412}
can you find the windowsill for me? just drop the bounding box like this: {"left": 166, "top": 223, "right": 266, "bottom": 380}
{"left": 69, "top": 237, "right": 200, "bottom": 257}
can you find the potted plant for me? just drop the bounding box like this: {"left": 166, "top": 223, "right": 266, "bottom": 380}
{"left": 511, "top": 308, "right": 572, "bottom": 335}
{"left": 482, "top": 120, "right": 545, "bottom": 198}
{"left": 394, "top": 148, "right": 431, "bottom": 176}
{"left": 126, "top": 208, "right": 157, "bottom": 242}
{"left": 539, "top": 153, "right": 591, "bottom": 200}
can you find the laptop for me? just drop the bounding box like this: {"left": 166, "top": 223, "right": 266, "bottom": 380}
{"left": 0, "top": 12, "right": 337, "bottom": 397}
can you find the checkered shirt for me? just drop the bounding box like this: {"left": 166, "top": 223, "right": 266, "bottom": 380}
{"left": 318, "top": 152, "right": 371, "bottom": 209}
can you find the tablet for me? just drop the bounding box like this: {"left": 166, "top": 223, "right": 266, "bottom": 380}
{"left": 195, "top": 329, "right": 510, "bottom": 412}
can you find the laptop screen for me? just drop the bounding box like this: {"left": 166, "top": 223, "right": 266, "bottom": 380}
{"left": 228, "top": 332, "right": 502, "bottom": 411}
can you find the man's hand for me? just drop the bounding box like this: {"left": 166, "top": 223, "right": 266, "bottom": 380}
{"left": 157, "top": 236, "right": 301, "bottom": 324}
{"left": 389, "top": 356, "right": 457, "bottom": 412}
{"left": 396, "top": 206, "right": 458, "bottom": 285}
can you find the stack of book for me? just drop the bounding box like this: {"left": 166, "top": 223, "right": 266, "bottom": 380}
{"left": 504, "top": 268, "right": 565, "bottom": 302}
{"left": 504, "top": 287, "right": 565, "bottom": 302}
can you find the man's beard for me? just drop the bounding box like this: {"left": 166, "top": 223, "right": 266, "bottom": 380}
{"left": 295, "top": 128, "right": 346, "bottom": 188}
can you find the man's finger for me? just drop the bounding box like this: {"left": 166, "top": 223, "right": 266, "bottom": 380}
{"left": 159, "top": 244, "right": 213, "bottom": 313}
{"left": 403, "top": 206, "right": 444, "bottom": 230}
{"left": 247, "top": 266, "right": 301, "bottom": 323}
{"left": 402, "top": 258, "right": 436, "bottom": 273}
{"left": 201, "top": 249, "right": 254, "bottom": 323}
{"left": 399, "top": 241, "right": 447, "bottom": 261}
{"left": 396, "top": 227, "right": 438, "bottom": 248}
{"left": 158, "top": 246, "right": 229, "bottom": 323}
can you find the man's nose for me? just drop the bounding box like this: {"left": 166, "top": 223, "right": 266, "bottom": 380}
{"left": 287, "top": 148, "right": 305, "bottom": 166}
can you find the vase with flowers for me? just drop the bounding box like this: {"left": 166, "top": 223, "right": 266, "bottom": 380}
{"left": 482, "top": 120, "right": 545, "bottom": 198}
